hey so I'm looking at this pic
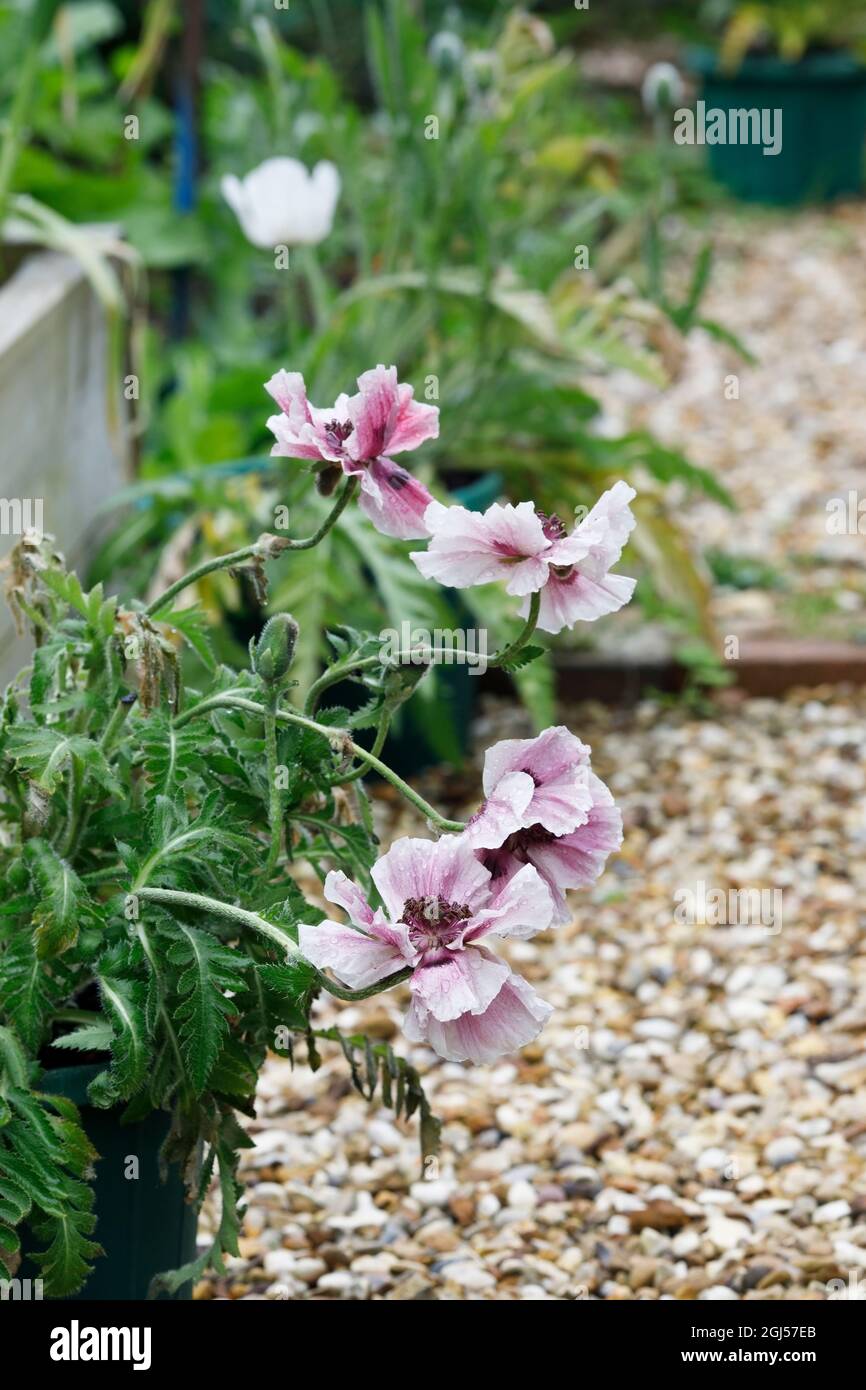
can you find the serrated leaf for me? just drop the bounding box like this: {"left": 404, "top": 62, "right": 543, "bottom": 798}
{"left": 0, "top": 1222, "right": 20, "bottom": 1255}
{"left": 5, "top": 726, "right": 122, "bottom": 797}
{"left": 41, "top": 569, "right": 117, "bottom": 634}
{"left": 25, "top": 839, "right": 96, "bottom": 958}
{"left": 29, "top": 1206, "right": 102, "bottom": 1297}
{"left": 134, "top": 714, "right": 205, "bottom": 802}
{"left": 0, "top": 939, "right": 69, "bottom": 1052}
{"left": 0, "top": 1026, "right": 29, "bottom": 1089}
{"left": 257, "top": 958, "right": 318, "bottom": 1031}
{"left": 0, "top": 1178, "right": 31, "bottom": 1225}
{"left": 50, "top": 1023, "right": 114, "bottom": 1052}
{"left": 167, "top": 926, "right": 247, "bottom": 1093}
{"left": 96, "top": 974, "right": 149, "bottom": 1097}
{"left": 150, "top": 604, "right": 216, "bottom": 671}
{"left": 29, "top": 635, "right": 69, "bottom": 708}
{"left": 497, "top": 642, "right": 545, "bottom": 673}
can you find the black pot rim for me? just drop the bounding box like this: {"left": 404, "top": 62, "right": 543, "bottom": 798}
{"left": 38, "top": 1061, "right": 104, "bottom": 1106}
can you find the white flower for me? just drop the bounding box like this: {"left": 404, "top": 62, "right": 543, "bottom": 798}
{"left": 220, "top": 157, "right": 340, "bottom": 249}
{"left": 641, "top": 62, "right": 684, "bottom": 115}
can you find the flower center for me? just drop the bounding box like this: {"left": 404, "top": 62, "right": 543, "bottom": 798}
{"left": 402, "top": 894, "right": 471, "bottom": 952}
{"left": 324, "top": 418, "right": 354, "bottom": 451}
{"left": 538, "top": 511, "right": 567, "bottom": 541}
{"left": 503, "top": 822, "right": 556, "bottom": 854}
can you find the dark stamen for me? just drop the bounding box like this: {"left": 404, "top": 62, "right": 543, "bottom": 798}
{"left": 324, "top": 418, "right": 354, "bottom": 446}
{"left": 537, "top": 511, "right": 567, "bottom": 542}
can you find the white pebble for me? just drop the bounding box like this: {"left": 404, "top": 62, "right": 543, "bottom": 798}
{"left": 442, "top": 1261, "right": 496, "bottom": 1291}
{"left": 507, "top": 1180, "right": 537, "bottom": 1210}
{"left": 634, "top": 1018, "right": 680, "bottom": 1040}
{"left": 764, "top": 1136, "right": 804, "bottom": 1168}
{"left": 409, "top": 1178, "right": 458, "bottom": 1209}
{"left": 814, "top": 1200, "right": 851, "bottom": 1224}
{"left": 478, "top": 1193, "right": 501, "bottom": 1218}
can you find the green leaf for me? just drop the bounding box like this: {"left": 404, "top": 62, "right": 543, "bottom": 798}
{"left": 0, "top": 1178, "right": 31, "bottom": 1226}
{"left": 0, "top": 938, "right": 69, "bottom": 1052}
{"left": 150, "top": 604, "right": 216, "bottom": 671}
{"left": 167, "top": 926, "right": 247, "bottom": 1093}
{"left": 135, "top": 714, "right": 206, "bottom": 801}
{"left": 29, "top": 635, "right": 69, "bottom": 708}
{"left": 0, "top": 1222, "right": 20, "bottom": 1256}
{"left": 40, "top": 569, "right": 116, "bottom": 633}
{"left": 96, "top": 975, "right": 149, "bottom": 1098}
{"left": 257, "top": 957, "right": 318, "bottom": 1031}
{"left": 25, "top": 839, "right": 96, "bottom": 958}
{"left": 51, "top": 1023, "right": 114, "bottom": 1052}
{"left": 311, "top": 1028, "right": 441, "bottom": 1170}
{"left": 498, "top": 643, "right": 545, "bottom": 673}
{"left": 6, "top": 726, "right": 122, "bottom": 796}
{"left": 30, "top": 1205, "right": 102, "bottom": 1297}
{"left": 0, "top": 1080, "right": 102, "bottom": 1295}
{"left": 0, "top": 1026, "right": 29, "bottom": 1089}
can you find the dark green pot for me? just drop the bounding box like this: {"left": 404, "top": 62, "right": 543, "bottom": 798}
{"left": 23, "top": 1063, "right": 198, "bottom": 1301}
{"left": 689, "top": 47, "right": 866, "bottom": 204}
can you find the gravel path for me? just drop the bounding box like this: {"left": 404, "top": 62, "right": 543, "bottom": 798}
{"left": 198, "top": 686, "right": 866, "bottom": 1301}
{"left": 592, "top": 202, "right": 866, "bottom": 647}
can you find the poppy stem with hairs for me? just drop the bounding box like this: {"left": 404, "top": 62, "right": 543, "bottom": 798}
{"left": 488, "top": 590, "right": 541, "bottom": 668}
{"left": 172, "top": 694, "right": 466, "bottom": 833}
{"left": 129, "top": 886, "right": 412, "bottom": 1001}
{"left": 142, "top": 477, "right": 358, "bottom": 618}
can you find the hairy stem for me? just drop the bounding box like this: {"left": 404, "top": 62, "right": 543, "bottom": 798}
{"left": 263, "top": 690, "right": 282, "bottom": 877}
{"left": 57, "top": 754, "right": 82, "bottom": 857}
{"left": 488, "top": 589, "right": 541, "bottom": 667}
{"left": 131, "top": 886, "right": 411, "bottom": 1001}
{"left": 304, "top": 655, "right": 380, "bottom": 716}
{"left": 332, "top": 709, "right": 391, "bottom": 786}
{"left": 143, "top": 478, "right": 358, "bottom": 618}
{"left": 173, "top": 694, "right": 465, "bottom": 832}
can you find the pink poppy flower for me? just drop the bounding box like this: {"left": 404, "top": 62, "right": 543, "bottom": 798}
{"left": 411, "top": 481, "right": 636, "bottom": 633}
{"left": 411, "top": 500, "right": 553, "bottom": 596}
{"left": 265, "top": 364, "right": 439, "bottom": 539}
{"left": 464, "top": 726, "right": 595, "bottom": 851}
{"left": 298, "top": 835, "right": 554, "bottom": 1064}
{"left": 519, "top": 481, "right": 637, "bottom": 635}
{"left": 479, "top": 772, "right": 623, "bottom": 926}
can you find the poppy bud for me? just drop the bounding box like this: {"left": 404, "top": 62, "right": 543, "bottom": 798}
{"left": 251, "top": 614, "right": 299, "bottom": 684}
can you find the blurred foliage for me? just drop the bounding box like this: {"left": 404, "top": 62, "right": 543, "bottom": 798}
{"left": 704, "top": 0, "right": 866, "bottom": 66}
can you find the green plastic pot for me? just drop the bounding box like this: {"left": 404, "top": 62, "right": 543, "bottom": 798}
{"left": 688, "top": 47, "right": 866, "bottom": 204}
{"left": 23, "top": 1063, "right": 198, "bottom": 1301}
